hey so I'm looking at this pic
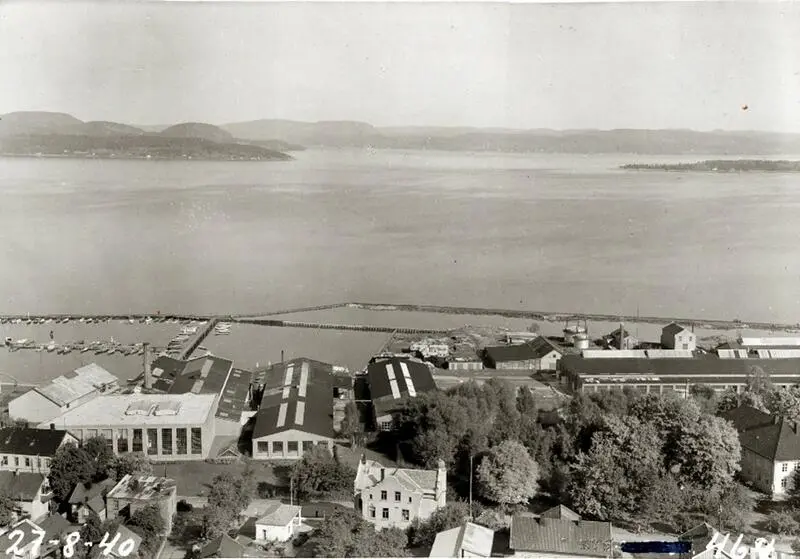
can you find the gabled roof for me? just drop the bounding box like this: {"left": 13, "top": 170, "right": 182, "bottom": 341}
{"left": 200, "top": 534, "right": 247, "bottom": 559}
{"left": 430, "top": 522, "right": 494, "bottom": 558}
{"left": 0, "top": 519, "right": 43, "bottom": 552}
{"left": 719, "top": 406, "right": 773, "bottom": 432}
{"left": 107, "top": 474, "right": 176, "bottom": 501}
{"left": 528, "top": 336, "right": 565, "bottom": 359}
{"left": 34, "top": 363, "right": 117, "bottom": 407}
{"left": 355, "top": 459, "right": 441, "bottom": 495}
{"left": 38, "top": 513, "right": 72, "bottom": 542}
{"left": 720, "top": 406, "right": 800, "bottom": 461}
{"left": 255, "top": 358, "right": 333, "bottom": 389}
{"left": 255, "top": 503, "right": 301, "bottom": 527}
{"left": 540, "top": 504, "right": 581, "bottom": 521}
{"left": 484, "top": 344, "right": 538, "bottom": 363}
{"left": 216, "top": 368, "right": 252, "bottom": 422}
{"left": 0, "top": 472, "right": 45, "bottom": 501}
{"left": 67, "top": 478, "right": 116, "bottom": 508}
{"left": 510, "top": 514, "right": 613, "bottom": 557}
{"left": 560, "top": 355, "right": 800, "bottom": 379}
{"left": 151, "top": 355, "right": 233, "bottom": 395}
{"left": 609, "top": 327, "right": 634, "bottom": 339}
{"left": 0, "top": 427, "right": 69, "bottom": 456}
{"left": 662, "top": 322, "right": 691, "bottom": 337}
{"left": 366, "top": 357, "right": 437, "bottom": 401}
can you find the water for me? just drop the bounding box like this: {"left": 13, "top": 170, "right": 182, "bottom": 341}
{"left": 1, "top": 148, "right": 800, "bottom": 380}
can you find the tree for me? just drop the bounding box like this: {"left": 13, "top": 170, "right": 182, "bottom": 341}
{"left": 48, "top": 443, "right": 94, "bottom": 500}
{"left": 291, "top": 446, "right": 354, "bottom": 499}
{"left": 674, "top": 415, "right": 741, "bottom": 490}
{"left": 340, "top": 401, "right": 361, "bottom": 446}
{"left": 408, "top": 502, "right": 471, "bottom": 547}
{"left": 109, "top": 452, "right": 152, "bottom": 481}
{"left": 690, "top": 384, "right": 719, "bottom": 415}
{"left": 764, "top": 387, "right": 800, "bottom": 421}
{"left": 0, "top": 492, "right": 17, "bottom": 527}
{"left": 765, "top": 510, "right": 800, "bottom": 536}
{"left": 307, "top": 509, "right": 408, "bottom": 557}
{"left": 477, "top": 440, "right": 539, "bottom": 506}
{"left": 396, "top": 391, "right": 471, "bottom": 469}
{"left": 747, "top": 366, "right": 773, "bottom": 395}
{"left": 83, "top": 436, "right": 115, "bottom": 480}
{"left": 202, "top": 469, "right": 256, "bottom": 539}
{"left": 638, "top": 474, "right": 689, "bottom": 530}
{"left": 129, "top": 503, "right": 167, "bottom": 536}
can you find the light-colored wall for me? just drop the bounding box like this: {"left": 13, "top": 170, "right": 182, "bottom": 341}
{"left": 107, "top": 488, "right": 177, "bottom": 533}
{"left": 16, "top": 482, "right": 49, "bottom": 522}
{"left": 8, "top": 391, "right": 61, "bottom": 425}
{"left": 0, "top": 433, "right": 78, "bottom": 474}
{"left": 252, "top": 429, "right": 333, "bottom": 460}
{"left": 661, "top": 329, "right": 697, "bottom": 351}
{"left": 535, "top": 351, "right": 561, "bottom": 371}
{"left": 255, "top": 517, "right": 301, "bottom": 542}
{"left": 772, "top": 459, "right": 800, "bottom": 496}
{"left": 448, "top": 361, "right": 484, "bottom": 371}
{"left": 359, "top": 475, "right": 422, "bottom": 530}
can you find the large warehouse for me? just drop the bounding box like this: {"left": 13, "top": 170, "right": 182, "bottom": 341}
{"left": 365, "top": 357, "right": 437, "bottom": 431}
{"left": 38, "top": 393, "right": 218, "bottom": 461}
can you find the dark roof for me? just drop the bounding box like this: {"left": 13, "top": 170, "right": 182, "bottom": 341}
{"left": 0, "top": 427, "right": 69, "bottom": 456}
{"left": 510, "top": 514, "right": 613, "bottom": 557}
{"left": 609, "top": 327, "right": 634, "bottom": 338}
{"left": 540, "top": 505, "right": 581, "bottom": 521}
{"left": 68, "top": 478, "right": 116, "bottom": 505}
{"left": 200, "top": 534, "right": 246, "bottom": 559}
{"left": 720, "top": 406, "right": 800, "bottom": 461}
{"left": 484, "top": 343, "right": 538, "bottom": 363}
{"left": 332, "top": 374, "right": 353, "bottom": 391}
{"left": 0, "top": 472, "right": 45, "bottom": 501}
{"left": 560, "top": 355, "right": 800, "bottom": 380}
{"left": 365, "top": 357, "right": 438, "bottom": 415}
{"left": 151, "top": 355, "right": 233, "bottom": 395}
{"left": 216, "top": 368, "right": 252, "bottom": 422}
{"left": 662, "top": 322, "right": 690, "bottom": 337}
{"left": 252, "top": 359, "right": 335, "bottom": 439}
{"left": 254, "top": 358, "right": 333, "bottom": 389}
{"left": 38, "top": 513, "right": 71, "bottom": 540}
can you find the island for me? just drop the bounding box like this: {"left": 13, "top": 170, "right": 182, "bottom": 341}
{"left": 621, "top": 159, "right": 800, "bottom": 172}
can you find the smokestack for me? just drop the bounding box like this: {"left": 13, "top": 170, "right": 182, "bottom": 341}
{"left": 49, "top": 423, "right": 55, "bottom": 431}
{"left": 143, "top": 342, "right": 152, "bottom": 389}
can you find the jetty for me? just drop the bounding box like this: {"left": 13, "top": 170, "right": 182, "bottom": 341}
{"left": 234, "top": 318, "right": 447, "bottom": 335}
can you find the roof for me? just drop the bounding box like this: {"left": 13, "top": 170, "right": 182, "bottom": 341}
{"left": 366, "top": 357, "right": 437, "bottom": 402}
{"left": 510, "top": 514, "right": 613, "bottom": 557}
{"left": 68, "top": 478, "right": 116, "bottom": 505}
{"left": 720, "top": 406, "right": 800, "bottom": 461}
{"left": 0, "top": 520, "right": 43, "bottom": 552}
{"left": 252, "top": 359, "right": 335, "bottom": 439}
{"left": 38, "top": 513, "right": 71, "bottom": 541}
{"left": 34, "top": 363, "right": 117, "bottom": 407}
{"left": 200, "top": 534, "right": 247, "bottom": 559}
{"left": 663, "top": 322, "right": 691, "bottom": 337}
{"left": 0, "top": 472, "right": 45, "bottom": 501}
{"left": 484, "top": 343, "right": 538, "bottom": 363}
{"left": 609, "top": 327, "right": 634, "bottom": 339}
{"left": 151, "top": 355, "right": 233, "bottom": 396}
{"left": 255, "top": 503, "right": 301, "bottom": 527}
{"left": 107, "top": 525, "right": 142, "bottom": 558}
{"left": 254, "top": 358, "right": 333, "bottom": 389}
{"left": 540, "top": 504, "right": 581, "bottom": 521}
{"left": 216, "top": 368, "right": 252, "bottom": 422}
{"left": 39, "top": 393, "right": 217, "bottom": 428}
{"left": 355, "top": 459, "right": 441, "bottom": 495}
{"left": 0, "top": 427, "right": 69, "bottom": 456}
{"left": 430, "top": 522, "right": 494, "bottom": 558}
{"left": 740, "top": 337, "right": 800, "bottom": 348}
{"left": 107, "top": 474, "right": 176, "bottom": 501}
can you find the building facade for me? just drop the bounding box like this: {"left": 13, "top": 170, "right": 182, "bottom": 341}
{"left": 254, "top": 504, "right": 302, "bottom": 542}
{"left": 0, "top": 472, "right": 51, "bottom": 521}
{"left": 366, "top": 357, "right": 437, "bottom": 431}
{"left": 0, "top": 428, "right": 77, "bottom": 474}
{"left": 430, "top": 522, "right": 494, "bottom": 558}
{"left": 106, "top": 474, "right": 177, "bottom": 533}
{"left": 483, "top": 338, "right": 564, "bottom": 371}
{"left": 661, "top": 323, "right": 697, "bottom": 351}
{"left": 354, "top": 456, "right": 447, "bottom": 530}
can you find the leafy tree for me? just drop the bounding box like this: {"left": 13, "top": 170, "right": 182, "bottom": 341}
{"left": 747, "top": 366, "right": 773, "bottom": 395}
{"left": 516, "top": 387, "right": 538, "bottom": 416}
{"left": 477, "top": 440, "right": 539, "bottom": 506}
{"left": 788, "top": 470, "right": 800, "bottom": 508}
{"left": 792, "top": 538, "right": 800, "bottom": 555}
{"left": 765, "top": 510, "right": 800, "bottom": 536}
{"left": 109, "top": 452, "right": 152, "bottom": 481}
{"left": 690, "top": 384, "right": 719, "bottom": 415}
{"left": 307, "top": 508, "right": 408, "bottom": 557}
{"left": 129, "top": 503, "right": 167, "bottom": 536}
{"left": 638, "top": 474, "right": 689, "bottom": 530}
{"left": 0, "top": 491, "right": 17, "bottom": 527}
{"left": 291, "top": 445, "right": 354, "bottom": 499}
{"left": 396, "top": 391, "right": 471, "bottom": 469}
{"left": 201, "top": 504, "right": 231, "bottom": 540}
{"left": 691, "top": 482, "right": 753, "bottom": 533}
{"left": 674, "top": 415, "right": 741, "bottom": 489}
{"left": 340, "top": 401, "right": 361, "bottom": 446}
{"left": 764, "top": 387, "right": 800, "bottom": 421}
{"left": 202, "top": 469, "right": 256, "bottom": 539}
{"left": 408, "top": 501, "right": 471, "bottom": 547}
{"left": 83, "top": 435, "right": 115, "bottom": 480}
{"left": 48, "top": 443, "right": 94, "bottom": 500}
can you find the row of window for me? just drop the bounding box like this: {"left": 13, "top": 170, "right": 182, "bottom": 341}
{"left": 115, "top": 427, "right": 202, "bottom": 455}
{"left": 255, "top": 440, "right": 328, "bottom": 454}
{"left": 0, "top": 455, "right": 49, "bottom": 469}
{"left": 368, "top": 506, "right": 410, "bottom": 521}
{"left": 368, "top": 490, "right": 410, "bottom": 503}
{"left": 780, "top": 462, "right": 800, "bottom": 472}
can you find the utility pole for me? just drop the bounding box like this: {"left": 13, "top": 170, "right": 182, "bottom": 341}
{"left": 469, "top": 454, "right": 474, "bottom": 521}
{"left": 290, "top": 476, "right": 294, "bottom": 507}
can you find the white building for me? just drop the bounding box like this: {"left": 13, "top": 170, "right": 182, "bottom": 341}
{"left": 0, "top": 472, "right": 51, "bottom": 521}
{"left": 8, "top": 364, "right": 119, "bottom": 425}
{"left": 0, "top": 427, "right": 77, "bottom": 474}
{"left": 430, "top": 522, "right": 494, "bottom": 558}
{"left": 661, "top": 323, "right": 697, "bottom": 351}
{"left": 254, "top": 503, "right": 302, "bottom": 542}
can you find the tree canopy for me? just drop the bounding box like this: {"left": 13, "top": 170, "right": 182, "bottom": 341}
{"left": 291, "top": 445, "right": 354, "bottom": 499}
{"left": 48, "top": 443, "right": 95, "bottom": 500}
{"left": 477, "top": 440, "right": 540, "bottom": 506}
{"left": 306, "top": 508, "right": 408, "bottom": 557}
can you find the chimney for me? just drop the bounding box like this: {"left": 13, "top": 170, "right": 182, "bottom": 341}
{"left": 143, "top": 343, "right": 152, "bottom": 389}
{"left": 281, "top": 350, "right": 285, "bottom": 363}
{"left": 49, "top": 423, "right": 55, "bottom": 431}
{"left": 360, "top": 454, "right": 366, "bottom": 465}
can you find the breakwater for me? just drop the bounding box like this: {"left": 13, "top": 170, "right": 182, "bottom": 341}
{"left": 234, "top": 318, "right": 447, "bottom": 335}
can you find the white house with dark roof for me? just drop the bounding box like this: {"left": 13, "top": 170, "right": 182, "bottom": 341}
{"left": 8, "top": 364, "right": 118, "bottom": 425}
{"left": 0, "top": 427, "right": 77, "bottom": 474}
{"left": 254, "top": 503, "right": 302, "bottom": 542}
{"left": 354, "top": 455, "right": 446, "bottom": 529}
{"left": 366, "top": 357, "right": 437, "bottom": 431}
{"left": 251, "top": 359, "right": 335, "bottom": 460}
{"left": 430, "top": 522, "right": 494, "bottom": 558}
{"left": 0, "top": 472, "right": 52, "bottom": 521}
{"left": 661, "top": 322, "right": 697, "bottom": 351}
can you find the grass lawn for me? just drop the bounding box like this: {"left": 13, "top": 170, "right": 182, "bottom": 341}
{"left": 161, "top": 461, "right": 284, "bottom": 496}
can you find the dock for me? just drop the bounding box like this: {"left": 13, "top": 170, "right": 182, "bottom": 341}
{"left": 234, "top": 318, "right": 447, "bottom": 335}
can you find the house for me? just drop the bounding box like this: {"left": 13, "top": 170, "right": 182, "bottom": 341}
{"left": 354, "top": 455, "right": 446, "bottom": 529}
{"left": 719, "top": 406, "right": 800, "bottom": 497}
{"left": 0, "top": 519, "right": 45, "bottom": 559}
{"left": 430, "top": 522, "right": 494, "bottom": 558}
{"left": 251, "top": 358, "right": 336, "bottom": 460}
{"left": 67, "top": 478, "right": 116, "bottom": 523}
{"left": 8, "top": 364, "right": 119, "bottom": 425}
{"left": 103, "top": 525, "right": 142, "bottom": 559}
{"left": 509, "top": 513, "right": 613, "bottom": 558}
{"left": 606, "top": 327, "right": 638, "bottom": 350}
{"left": 36, "top": 514, "right": 72, "bottom": 558}
{"left": 365, "top": 357, "right": 437, "bottom": 431}
{"left": 540, "top": 504, "right": 581, "bottom": 521}
{"left": 483, "top": 338, "right": 564, "bottom": 371}
{"left": 254, "top": 503, "right": 302, "bottom": 542}
{"left": 38, "top": 393, "right": 218, "bottom": 461}
{"left": 661, "top": 323, "right": 697, "bottom": 351}
{"left": 0, "top": 472, "right": 51, "bottom": 521}
{"left": 199, "top": 534, "right": 247, "bottom": 558}
{"left": 0, "top": 427, "right": 77, "bottom": 474}
{"left": 105, "top": 474, "right": 177, "bottom": 533}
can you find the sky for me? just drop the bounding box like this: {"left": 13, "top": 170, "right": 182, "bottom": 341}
{"left": 1, "top": 1, "right": 800, "bottom": 131}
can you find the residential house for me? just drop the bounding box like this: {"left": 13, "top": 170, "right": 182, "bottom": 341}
{"left": 67, "top": 478, "right": 116, "bottom": 523}
{"left": 104, "top": 525, "right": 142, "bottom": 559}
{"left": 719, "top": 406, "right": 800, "bottom": 497}
{"left": 509, "top": 512, "right": 613, "bottom": 558}
{"left": 0, "top": 472, "right": 51, "bottom": 521}
{"left": 0, "top": 427, "right": 77, "bottom": 474}
{"left": 105, "top": 474, "right": 177, "bottom": 533}
{"left": 251, "top": 359, "right": 336, "bottom": 460}
{"left": 36, "top": 514, "right": 72, "bottom": 558}
{"left": 366, "top": 357, "right": 437, "bottom": 431}
{"left": 606, "top": 327, "right": 638, "bottom": 350}
{"left": 661, "top": 323, "right": 697, "bottom": 351}
{"left": 199, "top": 534, "right": 247, "bottom": 559}
{"left": 354, "top": 455, "right": 446, "bottom": 529}
{"left": 0, "top": 519, "right": 46, "bottom": 559}
{"left": 430, "top": 522, "right": 494, "bottom": 558}
{"left": 254, "top": 503, "right": 302, "bottom": 542}
{"left": 483, "top": 338, "right": 564, "bottom": 371}
{"left": 8, "top": 364, "right": 119, "bottom": 425}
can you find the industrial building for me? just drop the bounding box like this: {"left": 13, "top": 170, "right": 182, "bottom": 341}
{"left": 38, "top": 393, "right": 218, "bottom": 461}
{"left": 0, "top": 427, "right": 77, "bottom": 474}
{"left": 250, "top": 358, "right": 336, "bottom": 460}
{"left": 483, "top": 337, "right": 564, "bottom": 371}
{"left": 8, "top": 363, "right": 119, "bottom": 424}
{"left": 365, "top": 357, "right": 437, "bottom": 431}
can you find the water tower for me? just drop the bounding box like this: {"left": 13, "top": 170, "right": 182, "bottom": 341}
{"left": 563, "top": 318, "right": 588, "bottom": 345}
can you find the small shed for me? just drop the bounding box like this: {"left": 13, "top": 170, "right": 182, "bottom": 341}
{"left": 254, "top": 503, "right": 302, "bottom": 542}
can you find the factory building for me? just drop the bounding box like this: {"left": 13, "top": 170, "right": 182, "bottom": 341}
{"left": 483, "top": 338, "right": 564, "bottom": 371}
{"left": 365, "top": 357, "right": 437, "bottom": 431}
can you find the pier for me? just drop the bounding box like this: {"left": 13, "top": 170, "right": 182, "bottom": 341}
{"left": 179, "top": 317, "right": 220, "bottom": 360}
{"left": 234, "top": 318, "right": 448, "bottom": 335}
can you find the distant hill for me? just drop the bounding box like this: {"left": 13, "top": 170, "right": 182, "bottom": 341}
{"left": 622, "top": 159, "right": 800, "bottom": 172}
{"left": 160, "top": 122, "right": 235, "bottom": 144}
{"left": 240, "top": 138, "right": 305, "bottom": 152}
{"left": 67, "top": 121, "right": 146, "bottom": 137}
{"left": 222, "top": 119, "right": 377, "bottom": 146}
{"left": 0, "top": 111, "right": 83, "bottom": 136}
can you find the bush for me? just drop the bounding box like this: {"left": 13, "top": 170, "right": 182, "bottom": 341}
{"left": 765, "top": 510, "right": 800, "bottom": 536}
{"left": 177, "top": 500, "right": 193, "bottom": 512}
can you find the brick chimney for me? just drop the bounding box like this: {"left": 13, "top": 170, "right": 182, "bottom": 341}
{"left": 143, "top": 342, "right": 152, "bottom": 389}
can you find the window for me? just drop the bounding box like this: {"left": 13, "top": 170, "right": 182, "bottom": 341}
{"left": 369, "top": 506, "right": 375, "bottom": 518}
{"left": 782, "top": 478, "right": 788, "bottom": 489}
{"left": 24, "top": 457, "right": 30, "bottom": 468}
{"left": 257, "top": 441, "right": 269, "bottom": 452}
{"left": 42, "top": 458, "right": 49, "bottom": 469}
{"left": 380, "top": 491, "right": 387, "bottom": 500}
{"left": 783, "top": 463, "right": 789, "bottom": 472}
{"left": 0, "top": 456, "right": 6, "bottom": 466}
{"left": 132, "top": 429, "right": 143, "bottom": 452}
{"left": 147, "top": 429, "right": 158, "bottom": 456}
{"left": 394, "top": 491, "right": 401, "bottom": 502}
{"left": 176, "top": 428, "right": 187, "bottom": 455}
{"left": 382, "top": 508, "right": 389, "bottom": 519}
{"left": 402, "top": 509, "right": 409, "bottom": 521}
{"left": 162, "top": 429, "right": 173, "bottom": 455}
{"left": 14, "top": 457, "right": 18, "bottom": 467}
{"left": 86, "top": 429, "right": 98, "bottom": 439}
{"left": 408, "top": 497, "right": 412, "bottom": 503}
{"left": 191, "top": 428, "right": 202, "bottom": 455}
{"left": 273, "top": 441, "right": 284, "bottom": 454}
{"left": 380, "top": 421, "right": 392, "bottom": 431}
{"left": 102, "top": 430, "right": 113, "bottom": 449}
{"left": 287, "top": 441, "right": 298, "bottom": 454}
{"left": 36, "top": 457, "right": 41, "bottom": 469}
{"left": 369, "top": 493, "right": 373, "bottom": 500}
{"left": 117, "top": 430, "right": 129, "bottom": 453}
{"left": 302, "top": 441, "right": 313, "bottom": 452}
{"left": 682, "top": 344, "right": 689, "bottom": 350}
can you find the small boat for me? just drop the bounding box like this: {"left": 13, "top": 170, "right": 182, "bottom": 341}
{"left": 94, "top": 345, "right": 108, "bottom": 354}
{"left": 81, "top": 346, "right": 91, "bottom": 353}
{"left": 47, "top": 342, "right": 56, "bottom": 352}
{"left": 128, "top": 318, "right": 135, "bottom": 324}
{"left": 215, "top": 322, "right": 232, "bottom": 335}
{"left": 63, "top": 346, "right": 72, "bottom": 354}
{"left": 180, "top": 325, "right": 198, "bottom": 336}
{"left": 144, "top": 317, "right": 153, "bottom": 325}
{"left": 4, "top": 337, "right": 12, "bottom": 346}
